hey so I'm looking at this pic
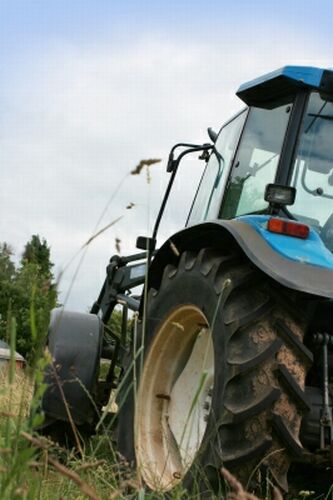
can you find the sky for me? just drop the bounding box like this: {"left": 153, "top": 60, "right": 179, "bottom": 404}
{"left": 0, "top": 0, "right": 332, "bottom": 310}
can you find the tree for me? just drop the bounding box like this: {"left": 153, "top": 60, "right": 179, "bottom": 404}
{"left": 0, "top": 244, "right": 16, "bottom": 339}
{"left": 14, "top": 262, "right": 57, "bottom": 358}
{"left": 0, "top": 236, "right": 58, "bottom": 359}
{"left": 22, "top": 234, "right": 53, "bottom": 276}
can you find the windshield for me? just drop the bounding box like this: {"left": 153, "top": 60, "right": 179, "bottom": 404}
{"left": 290, "top": 92, "right": 333, "bottom": 249}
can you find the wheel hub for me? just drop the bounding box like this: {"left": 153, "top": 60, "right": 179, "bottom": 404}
{"left": 135, "top": 305, "right": 215, "bottom": 491}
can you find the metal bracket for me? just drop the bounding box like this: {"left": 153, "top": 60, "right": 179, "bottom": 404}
{"left": 314, "top": 332, "right": 333, "bottom": 448}
{"left": 90, "top": 251, "right": 149, "bottom": 323}
{"left": 90, "top": 251, "right": 152, "bottom": 404}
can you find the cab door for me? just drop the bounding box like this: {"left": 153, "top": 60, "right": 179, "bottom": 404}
{"left": 187, "top": 109, "right": 246, "bottom": 225}
{"left": 220, "top": 102, "right": 293, "bottom": 219}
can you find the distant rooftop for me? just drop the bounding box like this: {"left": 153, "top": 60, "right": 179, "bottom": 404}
{"left": 0, "top": 339, "right": 25, "bottom": 362}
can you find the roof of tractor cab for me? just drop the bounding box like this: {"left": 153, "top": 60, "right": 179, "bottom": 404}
{"left": 237, "top": 65, "right": 333, "bottom": 108}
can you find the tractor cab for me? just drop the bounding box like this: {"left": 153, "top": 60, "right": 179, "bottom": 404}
{"left": 188, "top": 66, "right": 333, "bottom": 252}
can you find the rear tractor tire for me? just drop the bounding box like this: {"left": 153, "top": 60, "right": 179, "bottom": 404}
{"left": 117, "top": 247, "right": 311, "bottom": 494}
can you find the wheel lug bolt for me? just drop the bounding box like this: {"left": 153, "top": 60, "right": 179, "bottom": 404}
{"left": 155, "top": 393, "right": 170, "bottom": 401}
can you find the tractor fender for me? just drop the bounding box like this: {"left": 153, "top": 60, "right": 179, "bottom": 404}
{"left": 41, "top": 308, "right": 103, "bottom": 425}
{"left": 148, "top": 219, "right": 333, "bottom": 300}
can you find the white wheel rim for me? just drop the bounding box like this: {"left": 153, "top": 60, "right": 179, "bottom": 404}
{"left": 135, "top": 305, "right": 214, "bottom": 491}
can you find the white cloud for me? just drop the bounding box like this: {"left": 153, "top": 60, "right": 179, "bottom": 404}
{"left": 0, "top": 36, "right": 331, "bottom": 309}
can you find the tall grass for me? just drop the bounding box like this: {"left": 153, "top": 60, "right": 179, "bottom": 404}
{"left": 0, "top": 309, "right": 137, "bottom": 499}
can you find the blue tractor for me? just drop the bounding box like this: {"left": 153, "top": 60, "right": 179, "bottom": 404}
{"left": 42, "top": 66, "right": 333, "bottom": 494}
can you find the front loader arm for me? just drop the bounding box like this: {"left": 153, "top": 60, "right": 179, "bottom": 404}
{"left": 90, "top": 251, "right": 148, "bottom": 323}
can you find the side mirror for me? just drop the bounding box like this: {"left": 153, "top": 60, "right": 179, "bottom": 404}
{"left": 207, "top": 127, "right": 218, "bottom": 143}
{"left": 136, "top": 236, "right": 156, "bottom": 251}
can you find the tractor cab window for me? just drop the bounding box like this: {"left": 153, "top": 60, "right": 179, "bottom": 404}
{"left": 290, "top": 92, "right": 333, "bottom": 250}
{"left": 220, "top": 102, "right": 292, "bottom": 219}
{"left": 187, "top": 110, "right": 246, "bottom": 225}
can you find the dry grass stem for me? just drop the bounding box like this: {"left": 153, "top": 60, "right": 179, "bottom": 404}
{"left": 82, "top": 216, "right": 124, "bottom": 248}
{"left": 169, "top": 240, "right": 180, "bottom": 257}
{"left": 50, "top": 360, "right": 84, "bottom": 456}
{"left": 21, "top": 431, "right": 51, "bottom": 450}
{"left": 109, "top": 479, "right": 141, "bottom": 499}
{"left": 221, "top": 468, "right": 259, "bottom": 500}
{"left": 272, "top": 486, "right": 283, "bottom": 500}
{"left": 76, "top": 459, "right": 107, "bottom": 471}
{"left": 0, "top": 411, "right": 16, "bottom": 418}
{"left": 130, "top": 158, "right": 161, "bottom": 175}
{"left": 115, "top": 237, "right": 121, "bottom": 253}
{"left": 47, "top": 456, "right": 99, "bottom": 500}
{"left": 28, "top": 460, "right": 44, "bottom": 469}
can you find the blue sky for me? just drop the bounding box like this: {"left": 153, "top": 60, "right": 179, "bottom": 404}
{"left": 1, "top": 1, "right": 331, "bottom": 52}
{"left": 0, "top": 0, "right": 332, "bottom": 310}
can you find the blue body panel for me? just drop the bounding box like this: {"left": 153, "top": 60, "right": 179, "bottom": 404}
{"left": 238, "top": 66, "right": 324, "bottom": 95}
{"left": 236, "top": 65, "right": 333, "bottom": 107}
{"left": 239, "top": 215, "right": 333, "bottom": 270}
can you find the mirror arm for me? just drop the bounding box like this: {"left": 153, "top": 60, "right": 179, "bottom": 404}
{"left": 167, "top": 142, "right": 212, "bottom": 172}
{"left": 152, "top": 144, "right": 213, "bottom": 241}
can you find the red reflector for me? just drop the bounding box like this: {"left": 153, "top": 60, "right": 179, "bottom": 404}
{"left": 267, "top": 218, "right": 309, "bottom": 239}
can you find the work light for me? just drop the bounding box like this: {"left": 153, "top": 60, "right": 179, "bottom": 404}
{"left": 264, "top": 183, "right": 296, "bottom": 206}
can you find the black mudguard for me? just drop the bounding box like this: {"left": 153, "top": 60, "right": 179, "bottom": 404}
{"left": 41, "top": 308, "right": 103, "bottom": 425}
{"left": 148, "top": 220, "right": 333, "bottom": 300}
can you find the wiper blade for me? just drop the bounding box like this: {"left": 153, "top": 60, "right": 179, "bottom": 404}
{"left": 308, "top": 113, "right": 333, "bottom": 121}
{"left": 305, "top": 101, "right": 327, "bottom": 133}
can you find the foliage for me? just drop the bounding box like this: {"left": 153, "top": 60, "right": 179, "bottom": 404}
{"left": 108, "top": 307, "right": 123, "bottom": 337}
{"left": 22, "top": 234, "right": 53, "bottom": 277}
{"left": 0, "top": 244, "right": 16, "bottom": 336}
{"left": 0, "top": 235, "right": 57, "bottom": 359}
